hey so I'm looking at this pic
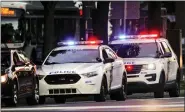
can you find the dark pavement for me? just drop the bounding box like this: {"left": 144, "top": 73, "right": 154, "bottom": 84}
{"left": 1, "top": 92, "right": 184, "bottom": 112}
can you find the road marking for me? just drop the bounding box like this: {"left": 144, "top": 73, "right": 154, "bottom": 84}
{"left": 148, "top": 97, "right": 184, "bottom": 100}
{"left": 1, "top": 104, "right": 184, "bottom": 111}
{"left": 169, "top": 101, "right": 184, "bottom": 104}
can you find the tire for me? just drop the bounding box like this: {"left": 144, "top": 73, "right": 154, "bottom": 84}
{"left": 94, "top": 77, "right": 107, "bottom": 102}
{"left": 4, "top": 81, "right": 18, "bottom": 107}
{"left": 54, "top": 96, "right": 66, "bottom": 104}
{"left": 39, "top": 96, "right": 46, "bottom": 104}
{"left": 26, "top": 78, "right": 39, "bottom": 105}
{"left": 169, "top": 80, "right": 180, "bottom": 97}
{"left": 154, "top": 74, "right": 165, "bottom": 98}
{"left": 110, "top": 74, "right": 127, "bottom": 101}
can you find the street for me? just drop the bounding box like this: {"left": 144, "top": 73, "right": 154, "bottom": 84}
{"left": 1, "top": 93, "right": 184, "bottom": 112}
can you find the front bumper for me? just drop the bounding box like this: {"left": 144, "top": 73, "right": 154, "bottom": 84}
{"left": 127, "top": 70, "right": 161, "bottom": 93}
{"left": 127, "top": 69, "right": 161, "bottom": 84}
{"left": 39, "top": 75, "right": 102, "bottom": 96}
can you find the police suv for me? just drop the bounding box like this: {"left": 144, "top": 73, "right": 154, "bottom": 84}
{"left": 109, "top": 34, "right": 180, "bottom": 98}
{"left": 1, "top": 49, "right": 39, "bottom": 106}
{"left": 37, "top": 40, "right": 127, "bottom": 104}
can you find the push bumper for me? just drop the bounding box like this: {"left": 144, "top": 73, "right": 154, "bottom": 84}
{"left": 39, "top": 75, "right": 102, "bottom": 96}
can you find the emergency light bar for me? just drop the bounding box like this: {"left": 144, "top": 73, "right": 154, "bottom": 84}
{"left": 57, "top": 40, "right": 103, "bottom": 46}
{"left": 115, "top": 34, "right": 158, "bottom": 40}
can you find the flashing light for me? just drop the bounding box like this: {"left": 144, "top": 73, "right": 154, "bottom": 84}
{"left": 115, "top": 33, "right": 158, "bottom": 40}
{"left": 67, "top": 41, "right": 75, "bottom": 45}
{"left": 79, "top": 9, "right": 83, "bottom": 16}
{"left": 119, "top": 35, "right": 126, "bottom": 39}
{"left": 57, "top": 40, "right": 103, "bottom": 46}
{"left": 1, "top": 8, "right": 15, "bottom": 16}
{"left": 125, "top": 65, "right": 133, "bottom": 72}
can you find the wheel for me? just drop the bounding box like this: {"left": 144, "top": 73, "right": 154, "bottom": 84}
{"left": 154, "top": 74, "right": 164, "bottom": 98}
{"left": 110, "top": 74, "right": 127, "bottom": 101}
{"left": 4, "top": 81, "right": 18, "bottom": 107}
{"left": 54, "top": 96, "right": 66, "bottom": 104}
{"left": 169, "top": 80, "right": 180, "bottom": 97}
{"left": 94, "top": 77, "right": 107, "bottom": 102}
{"left": 26, "top": 78, "right": 39, "bottom": 105}
{"left": 39, "top": 96, "right": 46, "bottom": 104}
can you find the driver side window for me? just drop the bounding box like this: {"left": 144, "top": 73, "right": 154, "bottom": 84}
{"left": 102, "top": 49, "right": 109, "bottom": 61}
{"left": 13, "top": 52, "right": 20, "bottom": 65}
{"left": 105, "top": 48, "right": 117, "bottom": 59}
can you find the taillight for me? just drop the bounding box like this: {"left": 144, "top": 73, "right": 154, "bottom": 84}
{"left": 125, "top": 65, "right": 133, "bottom": 72}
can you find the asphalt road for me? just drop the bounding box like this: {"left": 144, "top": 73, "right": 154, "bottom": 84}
{"left": 1, "top": 93, "right": 185, "bottom": 112}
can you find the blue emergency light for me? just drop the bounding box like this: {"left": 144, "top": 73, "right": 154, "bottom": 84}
{"left": 57, "top": 40, "right": 103, "bottom": 46}
{"left": 114, "top": 34, "right": 158, "bottom": 40}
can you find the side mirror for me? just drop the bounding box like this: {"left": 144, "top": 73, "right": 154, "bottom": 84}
{"left": 96, "top": 57, "right": 102, "bottom": 62}
{"left": 161, "top": 52, "right": 172, "bottom": 58}
{"left": 104, "top": 58, "right": 115, "bottom": 63}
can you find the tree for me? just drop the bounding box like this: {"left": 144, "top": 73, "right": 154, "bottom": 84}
{"left": 41, "top": 1, "right": 58, "bottom": 59}
{"left": 92, "top": 1, "right": 110, "bottom": 44}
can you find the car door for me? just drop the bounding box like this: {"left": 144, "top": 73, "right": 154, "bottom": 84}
{"left": 161, "top": 41, "right": 178, "bottom": 81}
{"left": 101, "top": 48, "right": 112, "bottom": 90}
{"left": 13, "top": 51, "right": 26, "bottom": 95}
{"left": 18, "top": 52, "right": 34, "bottom": 93}
{"left": 161, "top": 41, "right": 176, "bottom": 81}
{"left": 105, "top": 47, "right": 122, "bottom": 89}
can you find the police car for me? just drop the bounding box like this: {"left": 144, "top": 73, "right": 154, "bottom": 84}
{"left": 109, "top": 33, "right": 180, "bottom": 98}
{"left": 37, "top": 40, "right": 127, "bottom": 104}
{"left": 1, "top": 49, "right": 39, "bottom": 106}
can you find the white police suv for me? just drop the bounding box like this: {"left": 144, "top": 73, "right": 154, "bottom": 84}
{"left": 37, "top": 40, "right": 127, "bottom": 104}
{"left": 109, "top": 33, "right": 180, "bottom": 98}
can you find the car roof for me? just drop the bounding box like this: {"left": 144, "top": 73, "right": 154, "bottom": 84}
{"left": 54, "top": 45, "right": 101, "bottom": 51}
{"left": 109, "top": 38, "right": 168, "bottom": 44}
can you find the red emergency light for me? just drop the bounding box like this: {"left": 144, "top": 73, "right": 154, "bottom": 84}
{"left": 79, "top": 9, "right": 83, "bottom": 16}
{"left": 57, "top": 40, "right": 103, "bottom": 46}
{"left": 115, "top": 33, "right": 159, "bottom": 40}
{"left": 125, "top": 65, "right": 133, "bottom": 72}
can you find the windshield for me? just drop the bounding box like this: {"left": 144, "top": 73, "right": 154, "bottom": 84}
{"left": 1, "top": 17, "right": 24, "bottom": 43}
{"left": 110, "top": 43, "right": 158, "bottom": 58}
{"left": 1, "top": 52, "right": 11, "bottom": 68}
{"left": 44, "top": 49, "right": 100, "bottom": 65}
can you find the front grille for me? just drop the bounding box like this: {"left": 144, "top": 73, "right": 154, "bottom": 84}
{"left": 45, "top": 74, "right": 81, "bottom": 84}
{"left": 126, "top": 65, "right": 142, "bottom": 74}
{"left": 49, "top": 88, "right": 77, "bottom": 95}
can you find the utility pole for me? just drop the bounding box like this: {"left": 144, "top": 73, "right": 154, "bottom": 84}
{"left": 81, "top": 1, "right": 95, "bottom": 41}
{"left": 175, "top": 1, "right": 185, "bottom": 79}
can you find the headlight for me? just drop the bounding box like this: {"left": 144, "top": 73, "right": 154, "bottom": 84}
{"left": 81, "top": 71, "right": 98, "bottom": 78}
{"left": 1, "top": 74, "right": 8, "bottom": 83}
{"left": 36, "top": 69, "right": 46, "bottom": 80}
{"left": 142, "top": 64, "right": 156, "bottom": 70}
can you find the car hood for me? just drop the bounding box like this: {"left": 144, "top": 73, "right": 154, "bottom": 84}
{"left": 40, "top": 63, "right": 102, "bottom": 75}
{"left": 123, "top": 58, "right": 159, "bottom": 65}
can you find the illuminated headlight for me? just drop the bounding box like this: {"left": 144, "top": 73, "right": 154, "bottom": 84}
{"left": 1, "top": 74, "right": 8, "bottom": 83}
{"left": 81, "top": 72, "right": 98, "bottom": 78}
{"left": 142, "top": 64, "right": 156, "bottom": 70}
